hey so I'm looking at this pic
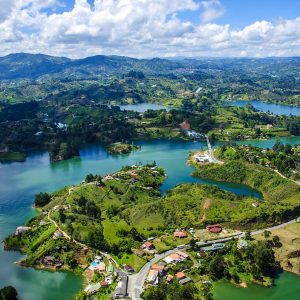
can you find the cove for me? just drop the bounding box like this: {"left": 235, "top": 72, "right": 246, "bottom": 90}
{"left": 1, "top": 137, "right": 300, "bottom": 299}
{"left": 226, "top": 100, "right": 300, "bottom": 116}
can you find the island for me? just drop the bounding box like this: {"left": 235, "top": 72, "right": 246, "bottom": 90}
{"left": 107, "top": 142, "right": 141, "bottom": 155}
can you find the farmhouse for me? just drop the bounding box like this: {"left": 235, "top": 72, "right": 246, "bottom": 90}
{"left": 174, "top": 231, "right": 188, "bottom": 238}
{"left": 206, "top": 224, "right": 222, "bottom": 233}
{"left": 142, "top": 241, "right": 155, "bottom": 250}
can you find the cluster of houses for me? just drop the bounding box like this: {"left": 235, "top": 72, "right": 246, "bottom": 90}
{"left": 146, "top": 251, "right": 191, "bottom": 286}
{"left": 84, "top": 255, "right": 115, "bottom": 295}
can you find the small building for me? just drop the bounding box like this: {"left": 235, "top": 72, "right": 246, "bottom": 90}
{"left": 142, "top": 241, "right": 155, "bottom": 250}
{"left": 150, "top": 264, "right": 165, "bottom": 275}
{"left": 166, "top": 274, "right": 174, "bottom": 283}
{"left": 206, "top": 224, "right": 222, "bottom": 233}
{"left": 175, "top": 272, "right": 186, "bottom": 280}
{"left": 252, "top": 202, "right": 259, "bottom": 208}
{"left": 124, "top": 264, "right": 135, "bottom": 274}
{"left": 164, "top": 253, "right": 182, "bottom": 264}
{"left": 179, "top": 277, "right": 192, "bottom": 285}
{"left": 15, "top": 226, "right": 31, "bottom": 235}
{"left": 105, "top": 276, "right": 113, "bottom": 285}
{"left": 136, "top": 249, "right": 146, "bottom": 257}
{"left": 174, "top": 231, "right": 188, "bottom": 238}
{"left": 176, "top": 251, "right": 189, "bottom": 259}
{"left": 53, "top": 230, "right": 64, "bottom": 239}
{"left": 147, "top": 269, "right": 159, "bottom": 284}
{"left": 237, "top": 239, "right": 249, "bottom": 249}
{"left": 100, "top": 281, "right": 108, "bottom": 288}
{"left": 95, "top": 262, "right": 106, "bottom": 273}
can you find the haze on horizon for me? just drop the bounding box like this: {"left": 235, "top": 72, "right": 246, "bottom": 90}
{"left": 0, "top": 0, "right": 299, "bottom": 59}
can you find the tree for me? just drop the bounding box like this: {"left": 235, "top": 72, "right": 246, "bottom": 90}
{"left": 66, "top": 253, "right": 77, "bottom": 269}
{"left": 263, "top": 230, "right": 271, "bottom": 239}
{"left": 58, "top": 209, "right": 66, "bottom": 223}
{"left": 34, "top": 192, "right": 51, "bottom": 207}
{"left": 0, "top": 286, "right": 18, "bottom": 300}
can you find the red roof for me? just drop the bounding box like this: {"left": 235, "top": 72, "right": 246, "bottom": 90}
{"left": 175, "top": 272, "right": 186, "bottom": 279}
{"left": 100, "top": 281, "right": 108, "bottom": 287}
{"left": 174, "top": 231, "right": 188, "bottom": 238}
{"left": 206, "top": 224, "right": 222, "bottom": 233}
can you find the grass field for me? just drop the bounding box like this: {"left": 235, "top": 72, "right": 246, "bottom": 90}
{"left": 254, "top": 223, "right": 300, "bottom": 275}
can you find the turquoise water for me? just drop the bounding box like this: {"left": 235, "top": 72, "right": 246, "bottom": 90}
{"left": 1, "top": 137, "right": 300, "bottom": 299}
{"left": 227, "top": 100, "right": 300, "bottom": 116}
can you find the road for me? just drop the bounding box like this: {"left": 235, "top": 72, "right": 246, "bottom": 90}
{"left": 128, "top": 216, "right": 300, "bottom": 300}
{"left": 205, "top": 135, "right": 221, "bottom": 164}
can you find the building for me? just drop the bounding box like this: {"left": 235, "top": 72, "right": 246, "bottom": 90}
{"left": 95, "top": 262, "right": 106, "bottom": 273}
{"left": 150, "top": 264, "right": 165, "bottom": 275}
{"left": 53, "top": 230, "right": 64, "bottom": 239}
{"left": 107, "top": 264, "right": 114, "bottom": 274}
{"left": 164, "top": 253, "right": 182, "bottom": 264}
{"left": 176, "top": 251, "right": 189, "bottom": 259}
{"left": 124, "top": 264, "right": 135, "bottom": 274}
{"left": 175, "top": 272, "right": 186, "bottom": 280}
{"left": 142, "top": 241, "right": 155, "bottom": 250}
{"left": 201, "top": 243, "right": 225, "bottom": 252}
{"left": 237, "top": 239, "right": 249, "bottom": 249}
{"left": 179, "top": 277, "right": 192, "bottom": 285}
{"left": 252, "top": 202, "right": 259, "bottom": 208}
{"left": 206, "top": 224, "right": 222, "bottom": 233}
{"left": 174, "top": 231, "right": 188, "bottom": 238}
{"left": 166, "top": 274, "right": 174, "bottom": 283}
{"left": 136, "top": 249, "right": 146, "bottom": 257}
{"left": 15, "top": 226, "right": 31, "bottom": 235}
{"left": 147, "top": 270, "right": 159, "bottom": 284}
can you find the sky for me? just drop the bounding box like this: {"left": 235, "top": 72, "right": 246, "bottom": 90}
{"left": 0, "top": 0, "right": 299, "bottom": 58}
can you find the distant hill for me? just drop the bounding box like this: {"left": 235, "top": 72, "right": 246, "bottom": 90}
{"left": 0, "top": 53, "right": 182, "bottom": 80}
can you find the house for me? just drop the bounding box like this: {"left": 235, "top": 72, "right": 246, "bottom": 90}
{"left": 252, "top": 202, "right": 259, "bottom": 208}
{"left": 136, "top": 249, "right": 146, "bottom": 257}
{"left": 95, "top": 262, "right": 106, "bottom": 273}
{"left": 179, "top": 277, "right": 192, "bottom": 285}
{"left": 164, "top": 253, "right": 181, "bottom": 264}
{"left": 142, "top": 241, "right": 155, "bottom": 250}
{"left": 206, "top": 224, "right": 222, "bottom": 233}
{"left": 176, "top": 272, "right": 186, "bottom": 280}
{"left": 147, "top": 270, "right": 159, "bottom": 284}
{"left": 166, "top": 274, "right": 174, "bottom": 283}
{"left": 124, "top": 264, "right": 135, "bottom": 274}
{"left": 15, "top": 226, "right": 31, "bottom": 235}
{"left": 237, "top": 239, "right": 249, "bottom": 249}
{"left": 53, "top": 230, "right": 64, "bottom": 239}
{"left": 176, "top": 251, "right": 189, "bottom": 259}
{"left": 201, "top": 243, "right": 225, "bottom": 252}
{"left": 180, "top": 120, "right": 191, "bottom": 130}
{"left": 174, "top": 231, "right": 188, "bottom": 238}
{"left": 150, "top": 264, "right": 165, "bottom": 275}
{"left": 104, "top": 175, "right": 114, "bottom": 181}
{"left": 100, "top": 281, "right": 108, "bottom": 288}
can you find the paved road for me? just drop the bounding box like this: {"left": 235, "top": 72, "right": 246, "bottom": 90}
{"left": 205, "top": 135, "right": 221, "bottom": 164}
{"left": 128, "top": 217, "right": 299, "bottom": 300}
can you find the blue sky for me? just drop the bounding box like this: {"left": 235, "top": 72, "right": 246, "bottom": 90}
{"left": 50, "top": 0, "right": 300, "bottom": 28}
{"left": 0, "top": 0, "right": 299, "bottom": 58}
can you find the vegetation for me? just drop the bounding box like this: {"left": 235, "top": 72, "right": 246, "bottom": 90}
{"left": 107, "top": 142, "right": 140, "bottom": 155}
{"left": 0, "top": 286, "right": 18, "bottom": 300}
{"left": 0, "top": 151, "right": 26, "bottom": 163}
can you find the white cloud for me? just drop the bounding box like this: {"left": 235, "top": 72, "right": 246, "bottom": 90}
{"left": 200, "top": 0, "right": 225, "bottom": 23}
{"left": 0, "top": 0, "right": 299, "bottom": 58}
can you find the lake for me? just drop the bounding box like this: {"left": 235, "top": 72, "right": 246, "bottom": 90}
{"left": 1, "top": 137, "right": 300, "bottom": 299}
{"left": 226, "top": 100, "right": 300, "bottom": 116}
